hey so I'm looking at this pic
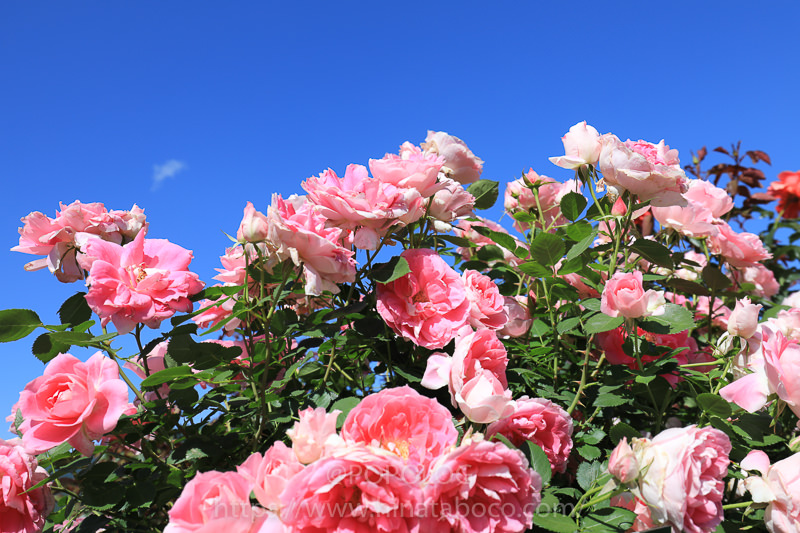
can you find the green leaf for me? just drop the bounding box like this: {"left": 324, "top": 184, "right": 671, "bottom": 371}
{"left": 532, "top": 513, "right": 578, "bottom": 533}
{"left": 594, "top": 393, "right": 627, "bottom": 407}
{"left": 519, "top": 261, "right": 552, "bottom": 278}
{"left": 565, "top": 229, "right": 598, "bottom": 262}
{"left": 630, "top": 239, "right": 674, "bottom": 269}
{"left": 564, "top": 220, "right": 593, "bottom": 242}
{"left": 702, "top": 264, "right": 732, "bottom": 291}
{"left": 697, "top": 393, "right": 733, "bottom": 418}
{"left": 582, "top": 507, "right": 637, "bottom": 532}
{"left": 556, "top": 256, "right": 584, "bottom": 275}
{"left": 609, "top": 422, "right": 640, "bottom": 443}
{"left": 641, "top": 303, "right": 695, "bottom": 334}
{"left": 476, "top": 244, "right": 505, "bottom": 262}
{"left": 530, "top": 233, "right": 565, "bottom": 267}
{"left": 560, "top": 191, "right": 587, "bottom": 221}
{"left": 0, "top": 309, "right": 41, "bottom": 343}
{"left": 526, "top": 441, "right": 552, "bottom": 485}
{"left": 331, "top": 397, "right": 362, "bottom": 427}
{"left": 577, "top": 444, "right": 602, "bottom": 460}
{"left": 372, "top": 257, "right": 411, "bottom": 284}
{"left": 584, "top": 313, "right": 624, "bottom": 334}
{"left": 576, "top": 461, "right": 605, "bottom": 490}
{"left": 32, "top": 333, "right": 70, "bottom": 364}
{"left": 467, "top": 179, "right": 500, "bottom": 210}
{"left": 58, "top": 292, "right": 92, "bottom": 326}
{"left": 666, "top": 278, "right": 710, "bottom": 296}
{"left": 46, "top": 331, "right": 93, "bottom": 346}
{"left": 471, "top": 226, "right": 520, "bottom": 254}
{"left": 140, "top": 366, "right": 194, "bottom": 387}
{"left": 556, "top": 317, "right": 581, "bottom": 335}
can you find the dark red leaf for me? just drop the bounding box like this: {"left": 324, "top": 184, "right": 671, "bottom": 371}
{"left": 714, "top": 146, "right": 730, "bottom": 155}
{"left": 746, "top": 150, "right": 772, "bottom": 165}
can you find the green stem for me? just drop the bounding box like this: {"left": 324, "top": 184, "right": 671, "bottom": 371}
{"left": 567, "top": 348, "right": 591, "bottom": 415}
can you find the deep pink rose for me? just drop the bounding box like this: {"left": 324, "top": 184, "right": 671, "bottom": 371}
{"left": 341, "top": 386, "right": 457, "bottom": 476}
{"left": 16, "top": 352, "right": 129, "bottom": 456}
{"left": 266, "top": 194, "right": 356, "bottom": 296}
{"left": 286, "top": 406, "right": 342, "bottom": 464}
{"left": 280, "top": 446, "right": 423, "bottom": 533}
{"left": 422, "top": 130, "right": 484, "bottom": 185}
{"left": 81, "top": 229, "right": 204, "bottom": 335}
{"left": 462, "top": 269, "right": 508, "bottom": 330}
{"left": 708, "top": 221, "right": 772, "bottom": 268}
{"left": 598, "top": 135, "right": 688, "bottom": 206}
{"left": 369, "top": 146, "right": 444, "bottom": 198}
{"left": 237, "top": 442, "right": 304, "bottom": 511}
{"left": 549, "top": 121, "right": 603, "bottom": 170}
{"left": 486, "top": 397, "right": 573, "bottom": 474}
{"left": 165, "top": 470, "right": 264, "bottom": 533}
{"left": 423, "top": 436, "right": 542, "bottom": 533}
{"left": 376, "top": 248, "right": 470, "bottom": 349}
{"left": 0, "top": 439, "right": 54, "bottom": 533}
{"left": 601, "top": 271, "right": 666, "bottom": 319}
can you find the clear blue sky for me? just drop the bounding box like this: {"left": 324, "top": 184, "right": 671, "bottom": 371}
{"left": 1, "top": 2, "right": 798, "bottom": 438}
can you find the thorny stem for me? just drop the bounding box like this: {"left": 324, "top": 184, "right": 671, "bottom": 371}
{"left": 567, "top": 347, "right": 592, "bottom": 415}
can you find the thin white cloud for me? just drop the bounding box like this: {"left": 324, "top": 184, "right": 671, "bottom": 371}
{"left": 151, "top": 159, "right": 186, "bottom": 190}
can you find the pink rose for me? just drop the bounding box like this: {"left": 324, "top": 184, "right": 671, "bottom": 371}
{"left": 422, "top": 130, "right": 484, "bottom": 185}
{"left": 165, "top": 470, "right": 264, "bottom": 533}
{"left": 504, "top": 171, "right": 580, "bottom": 232}
{"left": 486, "top": 397, "right": 573, "bottom": 474}
{"left": 695, "top": 296, "right": 732, "bottom": 329}
{"left": 428, "top": 177, "right": 475, "bottom": 230}
{"left": 124, "top": 340, "right": 170, "bottom": 401}
{"left": 286, "top": 406, "right": 342, "bottom": 464}
{"left": 731, "top": 264, "right": 780, "bottom": 298}
{"left": 651, "top": 202, "right": 717, "bottom": 238}
{"left": 0, "top": 439, "right": 54, "bottom": 533}
{"left": 423, "top": 436, "right": 541, "bottom": 533}
{"left": 683, "top": 179, "right": 733, "bottom": 218}
{"left": 741, "top": 451, "right": 800, "bottom": 532}
{"left": 16, "top": 352, "right": 129, "bottom": 456}
{"left": 728, "top": 297, "right": 762, "bottom": 339}
{"left": 237, "top": 442, "right": 304, "bottom": 511}
{"left": 498, "top": 295, "right": 533, "bottom": 338}
{"left": 598, "top": 135, "right": 688, "bottom": 206}
{"left": 608, "top": 437, "right": 639, "bottom": 484}
{"left": 280, "top": 447, "right": 423, "bottom": 533}
{"left": 761, "top": 330, "right": 800, "bottom": 420}
{"left": 369, "top": 146, "right": 445, "bottom": 198}
{"left": 376, "top": 248, "right": 470, "bottom": 349}
{"left": 708, "top": 221, "right": 772, "bottom": 268}
{"left": 628, "top": 426, "right": 730, "bottom": 533}
{"left": 341, "top": 386, "right": 457, "bottom": 475}
{"left": 236, "top": 202, "right": 269, "bottom": 243}
{"left": 462, "top": 269, "right": 508, "bottom": 330}
{"left": 549, "top": 121, "right": 603, "bottom": 170}
{"left": 600, "top": 271, "right": 666, "bottom": 319}
{"left": 81, "top": 230, "right": 204, "bottom": 335}
{"left": 454, "top": 218, "right": 526, "bottom": 267}
{"left": 266, "top": 194, "right": 357, "bottom": 296}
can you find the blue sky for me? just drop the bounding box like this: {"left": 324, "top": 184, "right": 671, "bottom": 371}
{"left": 1, "top": 2, "right": 798, "bottom": 438}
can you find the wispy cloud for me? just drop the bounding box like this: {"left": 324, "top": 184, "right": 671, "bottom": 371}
{"left": 151, "top": 159, "right": 186, "bottom": 191}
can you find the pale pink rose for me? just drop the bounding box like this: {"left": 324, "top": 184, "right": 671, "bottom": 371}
{"left": 728, "top": 297, "right": 762, "bottom": 339}
{"left": 165, "top": 470, "right": 265, "bottom": 533}
{"left": 454, "top": 218, "right": 526, "bottom": 267}
{"left": 16, "top": 352, "right": 129, "bottom": 456}
{"left": 783, "top": 292, "right": 800, "bottom": 309}
{"left": 720, "top": 324, "right": 771, "bottom": 412}
{"left": 608, "top": 437, "right": 639, "bottom": 484}
{"left": 124, "top": 340, "right": 170, "bottom": 401}
{"left": 741, "top": 451, "right": 800, "bottom": 533}
{"left": 772, "top": 309, "right": 800, "bottom": 342}
{"left": 708, "top": 221, "right": 772, "bottom": 268}
{"left": 731, "top": 263, "right": 780, "bottom": 298}
{"left": 598, "top": 135, "right": 688, "bottom": 206}
{"left": 651, "top": 202, "right": 717, "bottom": 238}
{"left": 675, "top": 250, "right": 707, "bottom": 281}
{"left": 761, "top": 330, "right": 800, "bottom": 420}
{"left": 498, "top": 295, "right": 533, "bottom": 338}
{"left": 369, "top": 146, "right": 445, "bottom": 198}
{"left": 81, "top": 230, "right": 204, "bottom": 335}
{"left": 504, "top": 171, "right": 580, "bottom": 232}
{"left": 422, "top": 130, "right": 484, "bottom": 184}
{"left": 601, "top": 271, "right": 666, "bottom": 319}
{"left": 280, "top": 446, "right": 423, "bottom": 533}
{"left": 341, "top": 386, "right": 457, "bottom": 475}
{"left": 0, "top": 439, "right": 54, "bottom": 533}
{"left": 695, "top": 296, "right": 733, "bottom": 329}
{"left": 286, "top": 407, "right": 342, "bottom": 464}
{"left": 683, "top": 179, "right": 734, "bottom": 218}
{"left": 630, "top": 426, "right": 730, "bottom": 533}
{"left": 237, "top": 442, "right": 304, "bottom": 511}
{"left": 462, "top": 269, "right": 508, "bottom": 330}
{"left": 302, "top": 164, "right": 425, "bottom": 241}
{"left": 423, "top": 436, "right": 541, "bottom": 533}
{"left": 108, "top": 204, "right": 147, "bottom": 240}
{"left": 549, "top": 121, "right": 603, "bottom": 170}
{"left": 236, "top": 202, "right": 269, "bottom": 243}
{"left": 428, "top": 177, "right": 475, "bottom": 230}
{"left": 486, "top": 397, "right": 573, "bottom": 474}
{"left": 267, "top": 194, "right": 356, "bottom": 296}
{"left": 376, "top": 248, "right": 470, "bottom": 349}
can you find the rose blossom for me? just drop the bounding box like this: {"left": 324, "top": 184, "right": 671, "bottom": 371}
{"left": 731, "top": 263, "right": 780, "bottom": 298}
{"left": 280, "top": 446, "right": 423, "bottom": 533}
{"left": 548, "top": 121, "right": 603, "bottom": 170}
{"left": 741, "top": 450, "right": 800, "bottom": 532}
{"left": 761, "top": 330, "right": 800, "bottom": 420}
{"left": 728, "top": 297, "right": 762, "bottom": 339}
{"left": 454, "top": 217, "right": 527, "bottom": 267}
{"left": 504, "top": 171, "right": 580, "bottom": 232}
{"left": 236, "top": 201, "right": 269, "bottom": 243}
{"left": 16, "top": 352, "right": 129, "bottom": 456}
{"left": 0, "top": 439, "right": 54, "bottom": 533}
{"left": 237, "top": 442, "right": 304, "bottom": 511}
{"left": 462, "top": 269, "right": 508, "bottom": 330}
{"left": 768, "top": 170, "right": 800, "bottom": 219}
{"left": 423, "top": 435, "right": 541, "bottom": 533}
{"left": 376, "top": 248, "right": 470, "bottom": 349}
{"left": 600, "top": 271, "right": 666, "bottom": 319}
{"left": 498, "top": 295, "right": 533, "bottom": 338}
{"left": 708, "top": 221, "right": 772, "bottom": 268}
{"left": 598, "top": 135, "right": 688, "bottom": 206}
{"left": 369, "top": 144, "right": 445, "bottom": 198}
{"left": 608, "top": 437, "right": 639, "bottom": 484}
{"left": 651, "top": 201, "right": 717, "bottom": 238}
{"left": 124, "top": 340, "right": 170, "bottom": 402}
{"left": 486, "top": 397, "right": 573, "bottom": 474}
{"left": 341, "top": 386, "right": 457, "bottom": 475}
{"left": 421, "top": 130, "right": 484, "bottom": 185}
{"left": 79, "top": 229, "right": 204, "bottom": 335}
{"left": 165, "top": 470, "right": 265, "bottom": 533}
{"left": 286, "top": 406, "right": 342, "bottom": 464}
{"left": 683, "top": 179, "right": 734, "bottom": 218}
{"left": 427, "top": 177, "right": 475, "bottom": 231}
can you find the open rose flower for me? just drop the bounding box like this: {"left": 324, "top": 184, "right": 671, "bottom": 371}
{"left": 767, "top": 170, "right": 800, "bottom": 219}
{"left": 16, "top": 352, "right": 129, "bottom": 456}
{"left": 422, "top": 130, "right": 484, "bottom": 185}
{"left": 237, "top": 442, "right": 304, "bottom": 511}
{"left": 0, "top": 439, "right": 54, "bottom": 533}
{"left": 462, "top": 269, "right": 508, "bottom": 330}
{"left": 369, "top": 144, "right": 445, "bottom": 198}
{"left": 286, "top": 406, "right": 342, "bottom": 464}
{"left": 549, "top": 121, "right": 603, "bottom": 170}
{"left": 600, "top": 271, "right": 666, "bottom": 319}
{"left": 708, "top": 221, "right": 771, "bottom": 268}
{"left": 79, "top": 229, "right": 204, "bottom": 335}
{"left": 376, "top": 248, "right": 470, "bottom": 349}
{"left": 741, "top": 450, "right": 800, "bottom": 532}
